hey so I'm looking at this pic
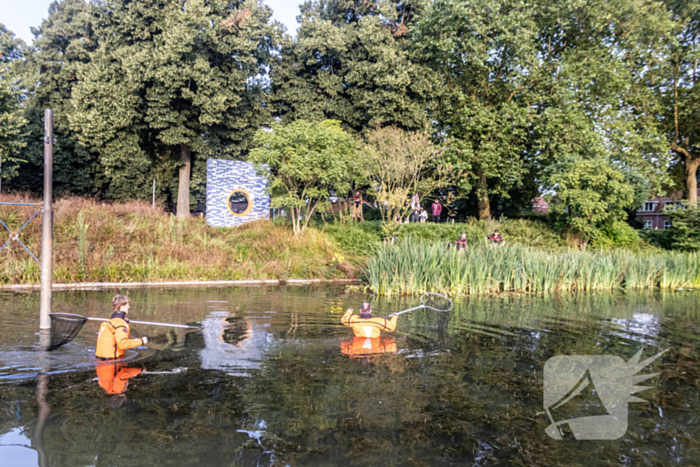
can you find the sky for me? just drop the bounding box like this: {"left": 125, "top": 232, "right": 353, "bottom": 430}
{"left": 1, "top": 0, "right": 301, "bottom": 44}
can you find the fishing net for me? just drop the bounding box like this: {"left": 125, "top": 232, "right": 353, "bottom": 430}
{"left": 47, "top": 313, "right": 88, "bottom": 351}
{"left": 420, "top": 292, "right": 454, "bottom": 312}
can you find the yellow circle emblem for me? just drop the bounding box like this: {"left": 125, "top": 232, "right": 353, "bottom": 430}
{"left": 226, "top": 189, "right": 253, "bottom": 217}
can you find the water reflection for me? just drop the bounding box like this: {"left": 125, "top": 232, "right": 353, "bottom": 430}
{"left": 200, "top": 312, "right": 269, "bottom": 376}
{"left": 340, "top": 336, "right": 398, "bottom": 361}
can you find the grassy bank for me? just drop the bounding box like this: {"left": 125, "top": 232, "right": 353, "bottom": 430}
{"left": 0, "top": 195, "right": 357, "bottom": 284}
{"left": 367, "top": 241, "right": 700, "bottom": 296}
{"left": 323, "top": 217, "right": 650, "bottom": 255}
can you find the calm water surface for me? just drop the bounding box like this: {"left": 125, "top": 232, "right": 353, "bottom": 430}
{"left": 0, "top": 285, "right": 698, "bottom": 466}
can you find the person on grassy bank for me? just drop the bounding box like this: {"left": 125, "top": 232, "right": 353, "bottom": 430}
{"left": 410, "top": 194, "right": 421, "bottom": 223}
{"left": 431, "top": 200, "right": 442, "bottom": 222}
{"left": 352, "top": 191, "right": 363, "bottom": 222}
{"left": 96, "top": 294, "right": 148, "bottom": 360}
{"left": 341, "top": 302, "right": 398, "bottom": 338}
{"left": 455, "top": 232, "right": 468, "bottom": 252}
{"left": 487, "top": 229, "right": 505, "bottom": 247}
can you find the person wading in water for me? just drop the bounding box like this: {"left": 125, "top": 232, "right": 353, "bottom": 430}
{"left": 341, "top": 302, "right": 399, "bottom": 338}
{"left": 96, "top": 294, "right": 148, "bottom": 360}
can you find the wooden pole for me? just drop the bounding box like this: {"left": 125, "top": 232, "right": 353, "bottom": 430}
{"left": 39, "top": 110, "right": 53, "bottom": 330}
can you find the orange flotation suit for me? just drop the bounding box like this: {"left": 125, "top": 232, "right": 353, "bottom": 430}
{"left": 341, "top": 336, "right": 397, "bottom": 359}
{"left": 96, "top": 362, "right": 142, "bottom": 395}
{"left": 95, "top": 312, "right": 144, "bottom": 360}
{"left": 341, "top": 310, "right": 398, "bottom": 338}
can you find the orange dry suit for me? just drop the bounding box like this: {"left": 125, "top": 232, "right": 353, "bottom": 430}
{"left": 341, "top": 336, "right": 397, "bottom": 359}
{"left": 96, "top": 362, "right": 142, "bottom": 395}
{"left": 95, "top": 312, "right": 144, "bottom": 360}
{"left": 341, "top": 310, "right": 398, "bottom": 338}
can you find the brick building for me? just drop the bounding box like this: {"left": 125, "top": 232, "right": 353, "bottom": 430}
{"left": 636, "top": 190, "right": 698, "bottom": 230}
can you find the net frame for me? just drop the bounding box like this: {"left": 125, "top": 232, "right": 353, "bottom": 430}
{"left": 47, "top": 313, "right": 89, "bottom": 351}
{"left": 420, "top": 292, "right": 454, "bottom": 312}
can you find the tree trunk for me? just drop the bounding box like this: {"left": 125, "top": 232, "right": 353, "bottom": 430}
{"left": 177, "top": 144, "right": 191, "bottom": 218}
{"left": 476, "top": 168, "right": 491, "bottom": 220}
{"left": 685, "top": 155, "right": 699, "bottom": 207}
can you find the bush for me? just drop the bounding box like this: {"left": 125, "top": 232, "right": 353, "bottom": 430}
{"left": 665, "top": 206, "right": 700, "bottom": 251}
{"left": 590, "top": 221, "right": 644, "bottom": 249}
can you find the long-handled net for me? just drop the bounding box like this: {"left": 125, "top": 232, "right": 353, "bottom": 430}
{"left": 47, "top": 312, "right": 200, "bottom": 351}
{"left": 47, "top": 313, "right": 89, "bottom": 350}
{"left": 391, "top": 292, "right": 454, "bottom": 316}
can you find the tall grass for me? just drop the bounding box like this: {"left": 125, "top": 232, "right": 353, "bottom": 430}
{"left": 366, "top": 241, "right": 700, "bottom": 296}
{"left": 0, "top": 195, "right": 358, "bottom": 284}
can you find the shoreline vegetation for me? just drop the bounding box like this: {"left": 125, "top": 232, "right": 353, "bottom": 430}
{"left": 0, "top": 196, "right": 697, "bottom": 296}
{"left": 367, "top": 242, "right": 700, "bottom": 296}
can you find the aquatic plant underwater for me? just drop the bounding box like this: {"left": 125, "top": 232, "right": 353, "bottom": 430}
{"left": 366, "top": 241, "right": 700, "bottom": 296}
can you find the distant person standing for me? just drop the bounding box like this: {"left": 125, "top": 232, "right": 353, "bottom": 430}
{"left": 410, "top": 194, "right": 420, "bottom": 223}
{"left": 419, "top": 208, "right": 428, "bottom": 223}
{"left": 352, "top": 191, "right": 363, "bottom": 222}
{"left": 487, "top": 229, "right": 505, "bottom": 247}
{"left": 455, "top": 232, "right": 468, "bottom": 252}
{"left": 431, "top": 200, "right": 442, "bottom": 223}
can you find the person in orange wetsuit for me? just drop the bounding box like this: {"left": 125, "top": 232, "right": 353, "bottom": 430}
{"left": 341, "top": 302, "right": 398, "bottom": 338}
{"left": 95, "top": 294, "right": 148, "bottom": 360}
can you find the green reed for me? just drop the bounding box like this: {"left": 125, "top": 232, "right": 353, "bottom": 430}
{"left": 366, "top": 241, "right": 700, "bottom": 296}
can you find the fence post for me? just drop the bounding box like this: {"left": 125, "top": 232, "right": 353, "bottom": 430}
{"left": 39, "top": 110, "right": 53, "bottom": 331}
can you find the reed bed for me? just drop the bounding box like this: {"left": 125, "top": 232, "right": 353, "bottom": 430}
{"left": 366, "top": 241, "right": 700, "bottom": 296}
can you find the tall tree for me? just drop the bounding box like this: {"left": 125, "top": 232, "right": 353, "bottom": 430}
{"left": 414, "top": 0, "right": 673, "bottom": 219}
{"left": 0, "top": 24, "right": 28, "bottom": 190}
{"left": 7, "top": 0, "right": 102, "bottom": 195}
{"left": 413, "top": 0, "right": 538, "bottom": 219}
{"left": 531, "top": 0, "right": 674, "bottom": 195}
{"left": 661, "top": 0, "right": 700, "bottom": 205}
{"left": 70, "top": 0, "right": 281, "bottom": 213}
{"left": 271, "top": 0, "right": 436, "bottom": 132}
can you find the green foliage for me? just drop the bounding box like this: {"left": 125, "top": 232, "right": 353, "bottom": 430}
{"left": 250, "top": 120, "right": 362, "bottom": 235}
{"left": 366, "top": 241, "right": 700, "bottom": 296}
{"left": 590, "top": 221, "right": 644, "bottom": 250}
{"left": 543, "top": 157, "right": 636, "bottom": 250}
{"left": 4, "top": 2, "right": 103, "bottom": 195}
{"left": 324, "top": 218, "right": 568, "bottom": 253}
{"left": 272, "top": 0, "right": 435, "bottom": 132}
{"left": 658, "top": 0, "right": 700, "bottom": 204}
{"left": 69, "top": 0, "right": 282, "bottom": 202}
{"left": 0, "top": 24, "right": 27, "bottom": 186}
{"left": 413, "top": 0, "right": 536, "bottom": 219}
{"left": 662, "top": 205, "right": 700, "bottom": 251}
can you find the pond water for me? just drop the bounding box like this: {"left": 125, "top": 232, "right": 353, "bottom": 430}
{"left": 0, "top": 285, "right": 698, "bottom": 466}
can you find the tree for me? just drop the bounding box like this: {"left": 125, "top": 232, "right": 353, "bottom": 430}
{"left": 663, "top": 204, "right": 700, "bottom": 251}
{"left": 413, "top": 0, "right": 538, "bottom": 220}
{"left": 363, "top": 126, "right": 448, "bottom": 238}
{"left": 6, "top": 0, "right": 102, "bottom": 196}
{"left": 70, "top": 0, "right": 281, "bottom": 212}
{"left": 0, "top": 25, "right": 27, "bottom": 190}
{"left": 413, "top": 0, "right": 673, "bottom": 219}
{"left": 271, "top": 0, "right": 436, "bottom": 132}
{"left": 543, "top": 157, "right": 636, "bottom": 250}
{"left": 661, "top": 0, "right": 700, "bottom": 206}
{"left": 249, "top": 120, "right": 361, "bottom": 236}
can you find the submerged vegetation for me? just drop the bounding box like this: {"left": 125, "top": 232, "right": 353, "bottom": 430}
{"left": 367, "top": 241, "right": 700, "bottom": 296}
